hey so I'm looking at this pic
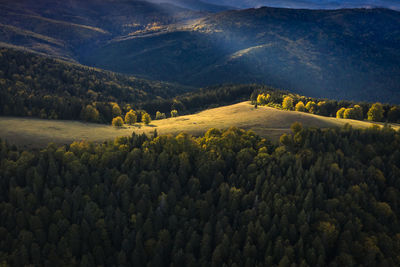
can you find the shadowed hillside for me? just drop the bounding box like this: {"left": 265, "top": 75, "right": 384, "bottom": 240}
{"left": 0, "top": 47, "right": 191, "bottom": 122}
{"left": 0, "top": 2, "right": 399, "bottom": 102}
{"left": 83, "top": 7, "right": 400, "bottom": 103}
{"left": 0, "top": 0, "right": 203, "bottom": 59}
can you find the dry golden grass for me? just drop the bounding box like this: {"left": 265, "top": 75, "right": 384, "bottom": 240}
{"left": 0, "top": 102, "right": 398, "bottom": 148}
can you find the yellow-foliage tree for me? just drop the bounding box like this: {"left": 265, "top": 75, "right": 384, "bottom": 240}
{"left": 112, "top": 116, "right": 124, "bottom": 127}
{"left": 112, "top": 103, "right": 122, "bottom": 117}
{"left": 305, "top": 101, "right": 317, "bottom": 114}
{"left": 367, "top": 103, "right": 384, "bottom": 122}
{"left": 171, "top": 110, "right": 179, "bottom": 118}
{"left": 282, "top": 96, "right": 294, "bottom": 110}
{"left": 336, "top": 107, "right": 346, "bottom": 118}
{"left": 295, "top": 101, "right": 306, "bottom": 112}
{"left": 257, "top": 93, "right": 270, "bottom": 105}
{"left": 142, "top": 112, "right": 151, "bottom": 125}
{"left": 124, "top": 110, "right": 137, "bottom": 125}
{"left": 156, "top": 111, "right": 166, "bottom": 120}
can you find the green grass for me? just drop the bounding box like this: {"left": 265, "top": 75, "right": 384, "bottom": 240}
{"left": 0, "top": 102, "right": 398, "bottom": 148}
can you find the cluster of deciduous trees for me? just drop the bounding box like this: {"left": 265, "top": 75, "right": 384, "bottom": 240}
{"left": 110, "top": 105, "right": 180, "bottom": 127}
{"left": 0, "top": 124, "right": 399, "bottom": 266}
{"left": 253, "top": 90, "right": 400, "bottom": 122}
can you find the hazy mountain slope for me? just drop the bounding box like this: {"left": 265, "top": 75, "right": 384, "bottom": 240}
{"left": 0, "top": 2, "right": 399, "bottom": 102}
{"left": 0, "top": 0, "right": 202, "bottom": 60}
{"left": 146, "top": 0, "right": 234, "bottom": 12}
{"left": 82, "top": 7, "right": 400, "bottom": 103}
{"left": 201, "top": 0, "right": 400, "bottom": 10}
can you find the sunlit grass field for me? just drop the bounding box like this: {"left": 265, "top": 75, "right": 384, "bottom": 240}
{"left": 0, "top": 102, "right": 398, "bottom": 148}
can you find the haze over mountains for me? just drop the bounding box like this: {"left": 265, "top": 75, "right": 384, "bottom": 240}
{"left": 200, "top": 0, "right": 400, "bottom": 10}
{"left": 158, "top": 0, "right": 400, "bottom": 11}
{"left": 0, "top": 0, "right": 399, "bottom": 102}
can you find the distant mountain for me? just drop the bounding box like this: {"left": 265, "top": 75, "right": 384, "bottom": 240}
{"left": 201, "top": 0, "right": 400, "bottom": 10}
{"left": 82, "top": 7, "right": 400, "bottom": 103}
{"left": 146, "top": 0, "right": 234, "bottom": 12}
{"left": 0, "top": 0, "right": 203, "bottom": 60}
{"left": 0, "top": 1, "right": 399, "bottom": 103}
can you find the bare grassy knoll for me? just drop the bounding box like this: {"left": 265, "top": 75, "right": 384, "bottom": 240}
{"left": 0, "top": 102, "right": 398, "bottom": 148}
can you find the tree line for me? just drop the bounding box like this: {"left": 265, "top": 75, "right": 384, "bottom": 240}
{"left": 252, "top": 90, "right": 400, "bottom": 123}
{"left": 0, "top": 124, "right": 400, "bottom": 266}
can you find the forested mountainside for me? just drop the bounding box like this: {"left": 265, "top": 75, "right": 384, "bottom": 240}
{"left": 0, "top": 48, "right": 190, "bottom": 123}
{"left": 3, "top": 47, "right": 400, "bottom": 126}
{"left": 0, "top": 1, "right": 399, "bottom": 103}
{"left": 0, "top": 47, "right": 261, "bottom": 123}
{"left": 1, "top": 125, "right": 400, "bottom": 266}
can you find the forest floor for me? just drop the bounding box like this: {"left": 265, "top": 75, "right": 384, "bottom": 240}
{"left": 1, "top": 101, "right": 398, "bottom": 148}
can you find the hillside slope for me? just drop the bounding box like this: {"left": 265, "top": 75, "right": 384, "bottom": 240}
{"left": 82, "top": 7, "right": 400, "bottom": 103}
{"left": 0, "top": 47, "right": 191, "bottom": 122}
{"left": 0, "top": 2, "right": 399, "bottom": 102}
{"left": 0, "top": 0, "right": 202, "bottom": 59}
{"left": 1, "top": 102, "right": 397, "bottom": 148}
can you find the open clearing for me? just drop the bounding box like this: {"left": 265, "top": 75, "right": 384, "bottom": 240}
{"left": 0, "top": 102, "right": 398, "bottom": 148}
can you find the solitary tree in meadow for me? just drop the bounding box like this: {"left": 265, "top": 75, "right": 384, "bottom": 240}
{"left": 112, "top": 116, "right": 124, "bottom": 127}
{"left": 142, "top": 112, "right": 151, "bottom": 125}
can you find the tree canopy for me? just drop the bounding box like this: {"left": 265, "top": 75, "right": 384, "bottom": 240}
{"left": 0, "top": 124, "right": 400, "bottom": 266}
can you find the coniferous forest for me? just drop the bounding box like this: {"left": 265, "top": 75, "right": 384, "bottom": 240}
{"left": 1, "top": 124, "right": 400, "bottom": 266}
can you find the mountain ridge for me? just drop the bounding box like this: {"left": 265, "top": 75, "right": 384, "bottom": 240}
{"left": 0, "top": 2, "right": 399, "bottom": 102}
{"left": 82, "top": 7, "right": 400, "bottom": 102}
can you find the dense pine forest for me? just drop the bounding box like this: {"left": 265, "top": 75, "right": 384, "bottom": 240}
{"left": 1, "top": 124, "right": 400, "bottom": 266}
